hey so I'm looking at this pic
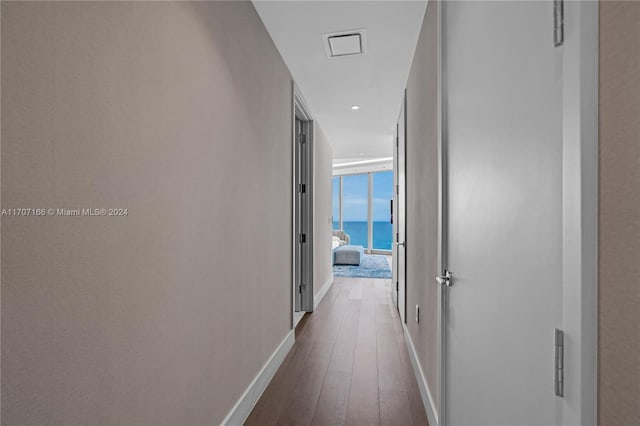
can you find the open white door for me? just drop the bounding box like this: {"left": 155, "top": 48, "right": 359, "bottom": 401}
{"left": 394, "top": 93, "right": 407, "bottom": 323}
{"left": 392, "top": 136, "right": 398, "bottom": 308}
{"left": 441, "top": 1, "right": 565, "bottom": 424}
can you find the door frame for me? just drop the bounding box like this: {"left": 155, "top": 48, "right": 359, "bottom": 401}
{"left": 435, "top": 2, "right": 598, "bottom": 425}
{"left": 436, "top": 1, "right": 446, "bottom": 424}
{"left": 559, "top": 2, "right": 598, "bottom": 425}
{"left": 292, "top": 84, "right": 314, "bottom": 323}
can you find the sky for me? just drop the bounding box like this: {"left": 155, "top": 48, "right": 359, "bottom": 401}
{"left": 333, "top": 171, "right": 393, "bottom": 222}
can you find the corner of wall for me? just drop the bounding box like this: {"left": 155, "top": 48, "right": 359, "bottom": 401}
{"left": 312, "top": 122, "right": 335, "bottom": 302}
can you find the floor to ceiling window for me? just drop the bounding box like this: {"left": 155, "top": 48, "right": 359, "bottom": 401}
{"left": 372, "top": 171, "right": 393, "bottom": 250}
{"left": 342, "top": 174, "right": 369, "bottom": 247}
{"left": 332, "top": 170, "right": 393, "bottom": 252}
{"left": 332, "top": 177, "right": 341, "bottom": 230}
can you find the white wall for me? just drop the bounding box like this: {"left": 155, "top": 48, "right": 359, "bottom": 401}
{"left": 1, "top": 2, "right": 293, "bottom": 423}
{"left": 314, "top": 124, "right": 334, "bottom": 298}
{"left": 405, "top": 0, "right": 440, "bottom": 411}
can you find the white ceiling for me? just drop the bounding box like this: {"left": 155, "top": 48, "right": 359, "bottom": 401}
{"left": 252, "top": 1, "right": 427, "bottom": 162}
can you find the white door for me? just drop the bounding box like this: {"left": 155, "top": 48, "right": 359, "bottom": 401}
{"left": 395, "top": 94, "right": 407, "bottom": 323}
{"left": 442, "top": 2, "right": 563, "bottom": 424}
{"left": 392, "top": 136, "right": 398, "bottom": 308}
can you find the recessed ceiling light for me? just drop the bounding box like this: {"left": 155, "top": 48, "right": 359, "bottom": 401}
{"left": 359, "top": 152, "right": 365, "bottom": 155}
{"left": 351, "top": 105, "right": 360, "bottom": 110}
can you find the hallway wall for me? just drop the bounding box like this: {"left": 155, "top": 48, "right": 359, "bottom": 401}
{"left": 405, "top": 0, "right": 440, "bottom": 411}
{"left": 599, "top": 1, "right": 640, "bottom": 424}
{"left": 2, "top": 2, "right": 294, "bottom": 424}
{"left": 313, "top": 125, "right": 334, "bottom": 299}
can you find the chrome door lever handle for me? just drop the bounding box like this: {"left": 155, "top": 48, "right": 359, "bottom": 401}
{"left": 395, "top": 241, "right": 406, "bottom": 247}
{"left": 436, "top": 270, "right": 454, "bottom": 287}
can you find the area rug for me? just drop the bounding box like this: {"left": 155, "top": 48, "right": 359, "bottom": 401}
{"left": 333, "top": 254, "right": 392, "bottom": 279}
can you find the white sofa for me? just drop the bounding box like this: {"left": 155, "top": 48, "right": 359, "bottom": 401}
{"left": 332, "top": 230, "right": 350, "bottom": 249}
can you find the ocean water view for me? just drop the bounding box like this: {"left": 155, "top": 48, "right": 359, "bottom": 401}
{"left": 333, "top": 221, "right": 393, "bottom": 250}
{"left": 333, "top": 171, "right": 394, "bottom": 251}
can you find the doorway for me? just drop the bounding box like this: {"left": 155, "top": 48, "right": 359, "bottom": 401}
{"left": 293, "top": 90, "right": 314, "bottom": 317}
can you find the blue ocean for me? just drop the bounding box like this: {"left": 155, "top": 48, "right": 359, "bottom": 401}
{"left": 333, "top": 221, "right": 393, "bottom": 250}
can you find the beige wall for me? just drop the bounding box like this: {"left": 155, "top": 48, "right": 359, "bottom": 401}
{"left": 1, "top": 2, "right": 294, "bottom": 424}
{"left": 313, "top": 125, "right": 334, "bottom": 297}
{"left": 599, "top": 2, "right": 640, "bottom": 425}
{"left": 405, "top": 0, "right": 440, "bottom": 409}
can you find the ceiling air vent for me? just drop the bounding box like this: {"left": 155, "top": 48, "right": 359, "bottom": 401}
{"left": 322, "top": 29, "right": 367, "bottom": 58}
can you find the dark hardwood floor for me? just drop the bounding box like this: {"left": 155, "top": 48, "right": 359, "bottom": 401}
{"left": 245, "top": 277, "right": 429, "bottom": 426}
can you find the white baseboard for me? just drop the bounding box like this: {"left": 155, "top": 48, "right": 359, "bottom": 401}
{"left": 221, "top": 329, "right": 295, "bottom": 425}
{"left": 313, "top": 274, "right": 334, "bottom": 310}
{"left": 402, "top": 323, "right": 439, "bottom": 426}
{"left": 293, "top": 310, "right": 306, "bottom": 327}
{"left": 390, "top": 283, "right": 397, "bottom": 307}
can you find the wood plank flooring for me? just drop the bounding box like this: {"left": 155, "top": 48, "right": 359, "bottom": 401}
{"left": 245, "top": 277, "right": 429, "bottom": 426}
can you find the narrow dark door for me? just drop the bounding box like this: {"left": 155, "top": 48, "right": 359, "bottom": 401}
{"left": 295, "top": 117, "right": 303, "bottom": 311}
{"left": 295, "top": 116, "right": 313, "bottom": 312}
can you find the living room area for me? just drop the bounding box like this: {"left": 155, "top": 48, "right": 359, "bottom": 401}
{"left": 331, "top": 164, "right": 394, "bottom": 280}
